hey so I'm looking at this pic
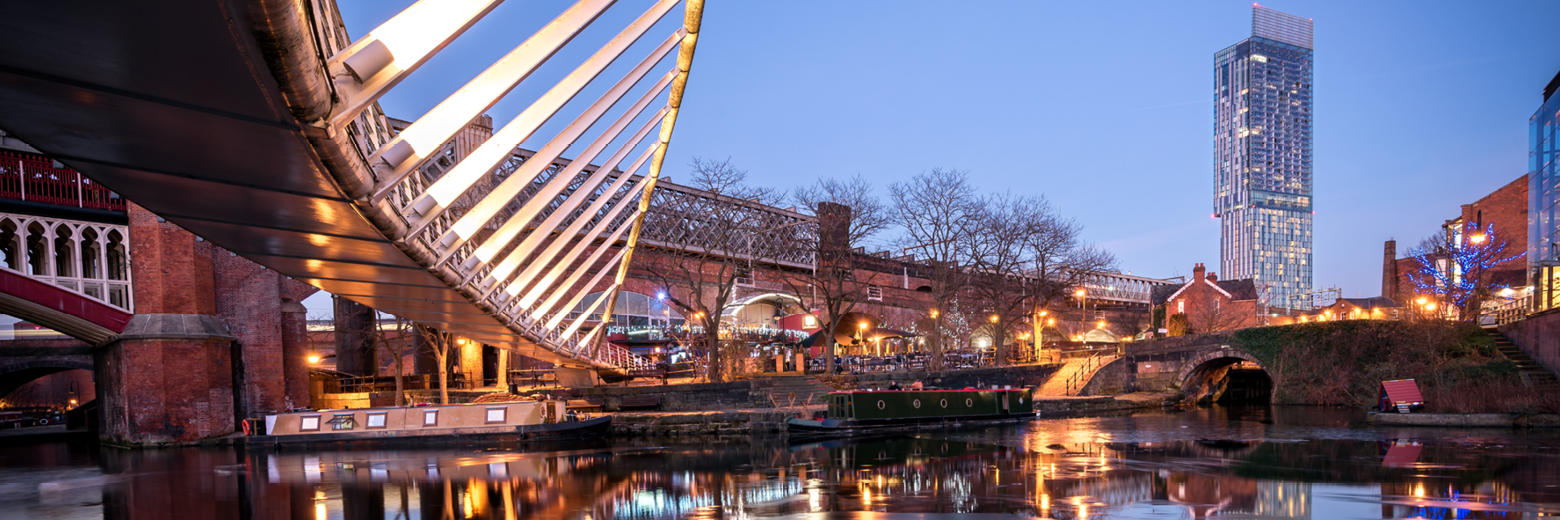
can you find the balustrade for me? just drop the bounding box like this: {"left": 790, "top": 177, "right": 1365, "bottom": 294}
{"left": 0, "top": 212, "right": 132, "bottom": 311}
{"left": 0, "top": 151, "right": 125, "bottom": 211}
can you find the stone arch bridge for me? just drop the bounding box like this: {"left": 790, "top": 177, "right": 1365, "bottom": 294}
{"left": 1074, "top": 331, "right": 1273, "bottom": 402}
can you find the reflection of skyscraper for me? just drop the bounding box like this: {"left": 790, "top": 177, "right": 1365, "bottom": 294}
{"left": 1254, "top": 480, "right": 1312, "bottom": 518}
{"left": 1214, "top": 5, "right": 1314, "bottom": 308}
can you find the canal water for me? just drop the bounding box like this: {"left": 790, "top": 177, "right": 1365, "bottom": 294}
{"left": 2, "top": 406, "right": 1557, "bottom": 519}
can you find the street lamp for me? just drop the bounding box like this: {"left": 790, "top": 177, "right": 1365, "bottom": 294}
{"left": 989, "top": 314, "right": 999, "bottom": 323}
{"left": 307, "top": 354, "right": 321, "bottom": 364}
{"left": 1471, "top": 234, "right": 1487, "bottom": 245}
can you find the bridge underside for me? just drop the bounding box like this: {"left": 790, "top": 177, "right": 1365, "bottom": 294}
{"left": 0, "top": 2, "right": 581, "bottom": 363}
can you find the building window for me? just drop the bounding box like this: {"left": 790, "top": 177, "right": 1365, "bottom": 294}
{"left": 866, "top": 286, "right": 883, "bottom": 302}
{"left": 1177, "top": 301, "right": 1185, "bottom": 314}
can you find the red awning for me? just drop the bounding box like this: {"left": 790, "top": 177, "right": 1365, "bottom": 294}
{"left": 1381, "top": 379, "right": 1423, "bottom": 405}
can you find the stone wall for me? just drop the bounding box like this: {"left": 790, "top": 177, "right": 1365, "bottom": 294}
{"left": 1500, "top": 310, "right": 1560, "bottom": 378}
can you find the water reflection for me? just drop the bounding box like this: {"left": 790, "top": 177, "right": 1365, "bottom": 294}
{"left": 1, "top": 406, "right": 1558, "bottom": 519}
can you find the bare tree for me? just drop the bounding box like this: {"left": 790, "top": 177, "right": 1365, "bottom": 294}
{"left": 888, "top": 168, "right": 981, "bottom": 370}
{"left": 371, "top": 317, "right": 414, "bottom": 406}
{"left": 781, "top": 175, "right": 891, "bottom": 374}
{"left": 966, "top": 192, "right": 1043, "bottom": 366}
{"left": 634, "top": 157, "right": 784, "bottom": 382}
{"left": 414, "top": 324, "right": 455, "bottom": 404}
{"left": 1020, "top": 210, "right": 1115, "bottom": 361}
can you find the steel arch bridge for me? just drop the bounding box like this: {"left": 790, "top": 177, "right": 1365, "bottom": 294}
{"left": 0, "top": 0, "right": 716, "bottom": 374}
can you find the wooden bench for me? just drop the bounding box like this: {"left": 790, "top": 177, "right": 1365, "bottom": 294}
{"left": 618, "top": 395, "right": 662, "bottom": 411}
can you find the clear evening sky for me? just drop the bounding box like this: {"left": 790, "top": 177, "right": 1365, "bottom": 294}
{"left": 331, "top": 0, "right": 1560, "bottom": 310}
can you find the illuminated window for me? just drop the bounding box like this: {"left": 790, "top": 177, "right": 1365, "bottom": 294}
{"left": 366, "top": 412, "right": 388, "bottom": 429}
{"left": 299, "top": 415, "right": 321, "bottom": 432}
{"left": 423, "top": 409, "right": 439, "bottom": 426}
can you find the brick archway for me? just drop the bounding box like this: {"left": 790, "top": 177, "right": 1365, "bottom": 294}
{"left": 1176, "top": 347, "right": 1271, "bottom": 400}
{"left": 0, "top": 358, "right": 94, "bottom": 399}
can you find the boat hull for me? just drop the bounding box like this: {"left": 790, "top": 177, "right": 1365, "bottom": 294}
{"left": 246, "top": 416, "right": 611, "bottom": 448}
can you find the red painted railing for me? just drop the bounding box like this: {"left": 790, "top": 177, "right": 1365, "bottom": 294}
{"left": 0, "top": 151, "right": 125, "bottom": 211}
{"left": 0, "top": 266, "right": 132, "bottom": 333}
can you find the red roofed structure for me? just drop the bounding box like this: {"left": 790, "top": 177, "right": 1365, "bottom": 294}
{"left": 1379, "top": 379, "right": 1424, "bottom": 412}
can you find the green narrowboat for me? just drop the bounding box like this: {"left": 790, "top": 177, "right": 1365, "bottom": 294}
{"left": 787, "top": 388, "right": 1036, "bottom": 437}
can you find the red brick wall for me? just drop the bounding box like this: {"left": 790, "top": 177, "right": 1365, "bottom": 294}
{"left": 1459, "top": 174, "right": 1528, "bottom": 275}
{"left": 127, "top": 202, "right": 216, "bottom": 314}
{"left": 98, "top": 204, "right": 317, "bottom": 443}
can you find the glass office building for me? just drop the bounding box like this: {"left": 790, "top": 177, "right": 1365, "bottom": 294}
{"left": 1530, "top": 71, "right": 1560, "bottom": 311}
{"left": 1213, "top": 5, "right": 1314, "bottom": 309}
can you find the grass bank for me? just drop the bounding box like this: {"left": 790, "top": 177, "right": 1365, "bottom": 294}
{"left": 1231, "top": 321, "right": 1560, "bottom": 414}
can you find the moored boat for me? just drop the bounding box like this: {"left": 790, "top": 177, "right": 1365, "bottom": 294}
{"left": 248, "top": 399, "right": 609, "bottom": 448}
{"left": 787, "top": 387, "right": 1036, "bottom": 437}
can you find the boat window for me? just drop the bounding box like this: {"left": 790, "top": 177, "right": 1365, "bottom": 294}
{"left": 327, "top": 414, "right": 355, "bottom": 431}
{"left": 912, "top": 399, "right": 921, "bottom": 409}
{"left": 965, "top": 398, "right": 974, "bottom": 408}
{"left": 940, "top": 399, "right": 948, "bottom": 409}
{"left": 366, "top": 412, "right": 388, "bottom": 429}
{"left": 486, "top": 407, "right": 507, "bottom": 424}
{"left": 877, "top": 400, "right": 886, "bottom": 410}
{"left": 423, "top": 409, "right": 439, "bottom": 426}
{"left": 299, "top": 415, "right": 321, "bottom": 432}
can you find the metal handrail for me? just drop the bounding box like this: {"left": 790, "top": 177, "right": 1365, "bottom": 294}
{"left": 1065, "top": 352, "right": 1108, "bottom": 396}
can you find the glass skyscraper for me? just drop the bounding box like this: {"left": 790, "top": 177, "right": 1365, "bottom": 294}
{"left": 1529, "top": 70, "right": 1560, "bottom": 311}
{"left": 1213, "top": 5, "right": 1314, "bottom": 309}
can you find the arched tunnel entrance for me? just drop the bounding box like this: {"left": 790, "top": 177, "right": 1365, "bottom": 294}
{"left": 1179, "top": 353, "right": 1273, "bottom": 405}
{"left": 0, "top": 361, "right": 95, "bottom": 414}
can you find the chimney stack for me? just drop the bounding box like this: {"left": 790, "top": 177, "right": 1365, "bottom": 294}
{"left": 1193, "top": 263, "right": 1206, "bottom": 281}
{"left": 1382, "top": 240, "right": 1398, "bottom": 302}
{"left": 1206, "top": 271, "right": 1218, "bottom": 282}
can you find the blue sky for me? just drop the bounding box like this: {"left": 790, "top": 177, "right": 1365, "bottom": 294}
{"left": 313, "top": 0, "right": 1560, "bottom": 315}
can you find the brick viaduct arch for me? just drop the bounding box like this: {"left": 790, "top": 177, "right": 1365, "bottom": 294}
{"left": 0, "top": 357, "right": 94, "bottom": 401}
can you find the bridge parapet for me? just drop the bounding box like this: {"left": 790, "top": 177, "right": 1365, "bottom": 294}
{"left": 0, "top": 211, "right": 132, "bottom": 312}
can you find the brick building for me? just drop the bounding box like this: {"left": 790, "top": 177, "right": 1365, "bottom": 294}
{"left": 1151, "top": 263, "right": 1265, "bottom": 334}
{"left": 1382, "top": 174, "right": 1528, "bottom": 304}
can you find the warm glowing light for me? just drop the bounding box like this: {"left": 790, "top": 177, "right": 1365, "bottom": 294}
{"left": 1039, "top": 310, "right": 1048, "bottom": 316}
{"left": 990, "top": 315, "right": 1000, "bottom": 323}
{"left": 359, "top": 0, "right": 501, "bottom": 71}
{"left": 1075, "top": 289, "right": 1086, "bottom": 298}
{"left": 1417, "top": 297, "right": 1427, "bottom": 305}
{"left": 1047, "top": 318, "right": 1055, "bottom": 326}
{"left": 1413, "top": 483, "right": 1425, "bottom": 498}
{"left": 315, "top": 503, "right": 327, "bottom": 520}
{"left": 1096, "top": 320, "right": 1105, "bottom": 329}
{"left": 1470, "top": 234, "right": 1486, "bottom": 244}
{"left": 307, "top": 355, "right": 321, "bottom": 364}
{"left": 929, "top": 309, "right": 939, "bottom": 318}
{"left": 1425, "top": 303, "right": 1437, "bottom": 311}
{"left": 456, "top": 337, "right": 468, "bottom": 346}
